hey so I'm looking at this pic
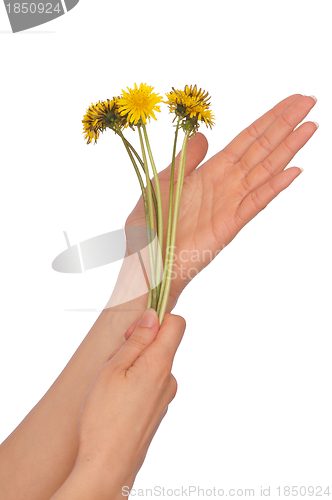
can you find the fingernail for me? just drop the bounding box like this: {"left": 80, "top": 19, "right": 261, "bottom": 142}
{"left": 139, "top": 308, "right": 159, "bottom": 328}
{"left": 299, "top": 167, "right": 304, "bottom": 173}
{"left": 309, "top": 95, "right": 317, "bottom": 103}
{"left": 313, "top": 121, "right": 319, "bottom": 129}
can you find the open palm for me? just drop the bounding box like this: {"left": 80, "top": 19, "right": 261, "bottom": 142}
{"left": 126, "top": 94, "right": 317, "bottom": 309}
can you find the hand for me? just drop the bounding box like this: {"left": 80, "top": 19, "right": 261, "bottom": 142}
{"left": 72, "top": 309, "right": 186, "bottom": 497}
{"left": 126, "top": 94, "right": 317, "bottom": 309}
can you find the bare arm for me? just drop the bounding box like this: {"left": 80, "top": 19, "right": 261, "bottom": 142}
{"left": 0, "top": 94, "right": 317, "bottom": 500}
{"left": 0, "top": 256, "right": 148, "bottom": 500}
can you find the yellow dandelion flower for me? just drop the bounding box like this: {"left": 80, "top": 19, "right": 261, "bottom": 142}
{"left": 82, "top": 98, "right": 123, "bottom": 144}
{"left": 165, "top": 85, "right": 215, "bottom": 130}
{"left": 117, "top": 83, "right": 163, "bottom": 126}
{"left": 166, "top": 85, "right": 210, "bottom": 112}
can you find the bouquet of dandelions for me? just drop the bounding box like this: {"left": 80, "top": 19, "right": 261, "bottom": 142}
{"left": 82, "top": 84, "right": 214, "bottom": 323}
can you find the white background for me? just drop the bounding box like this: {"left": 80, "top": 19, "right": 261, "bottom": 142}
{"left": 0, "top": 0, "right": 331, "bottom": 497}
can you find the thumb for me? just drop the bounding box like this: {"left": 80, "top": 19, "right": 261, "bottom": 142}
{"left": 115, "top": 308, "right": 160, "bottom": 370}
{"left": 157, "top": 132, "right": 208, "bottom": 182}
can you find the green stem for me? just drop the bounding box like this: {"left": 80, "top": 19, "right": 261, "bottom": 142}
{"left": 158, "top": 129, "right": 190, "bottom": 323}
{"left": 121, "top": 136, "right": 159, "bottom": 232}
{"left": 115, "top": 125, "right": 153, "bottom": 307}
{"left": 138, "top": 125, "right": 157, "bottom": 309}
{"left": 157, "top": 117, "right": 180, "bottom": 314}
{"left": 142, "top": 124, "right": 163, "bottom": 303}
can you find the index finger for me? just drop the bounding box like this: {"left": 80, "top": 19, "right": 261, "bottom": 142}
{"left": 139, "top": 313, "right": 186, "bottom": 368}
{"left": 223, "top": 94, "right": 303, "bottom": 162}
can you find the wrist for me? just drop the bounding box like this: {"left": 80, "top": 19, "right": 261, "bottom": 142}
{"left": 97, "top": 256, "right": 149, "bottom": 348}
{"left": 51, "top": 458, "right": 133, "bottom": 500}
{"left": 104, "top": 250, "right": 149, "bottom": 311}
{"left": 103, "top": 246, "right": 181, "bottom": 319}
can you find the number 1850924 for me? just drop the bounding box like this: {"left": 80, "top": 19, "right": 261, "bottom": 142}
{"left": 6, "top": 3, "right": 61, "bottom": 14}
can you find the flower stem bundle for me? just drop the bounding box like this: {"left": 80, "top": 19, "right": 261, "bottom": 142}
{"left": 82, "top": 83, "right": 215, "bottom": 322}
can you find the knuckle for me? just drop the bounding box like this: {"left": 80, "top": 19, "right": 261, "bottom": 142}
{"left": 284, "top": 138, "right": 294, "bottom": 154}
{"left": 234, "top": 208, "right": 245, "bottom": 226}
{"left": 268, "top": 179, "right": 278, "bottom": 196}
{"left": 261, "top": 156, "right": 274, "bottom": 177}
{"left": 247, "top": 121, "right": 260, "bottom": 140}
{"left": 180, "top": 315, "right": 186, "bottom": 330}
{"left": 163, "top": 313, "right": 186, "bottom": 334}
{"left": 168, "top": 374, "right": 178, "bottom": 400}
{"left": 239, "top": 156, "right": 250, "bottom": 174}
{"left": 233, "top": 210, "right": 247, "bottom": 230}
{"left": 128, "top": 333, "right": 148, "bottom": 350}
{"left": 257, "top": 134, "right": 272, "bottom": 154}
{"left": 221, "top": 148, "right": 238, "bottom": 164}
{"left": 250, "top": 191, "right": 262, "bottom": 211}
{"left": 281, "top": 112, "right": 293, "bottom": 129}
{"left": 241, "top": 175, "right": 252, "bottom": 194}
{"left": 173, "top": 314, "right": 186, "bottom": 332}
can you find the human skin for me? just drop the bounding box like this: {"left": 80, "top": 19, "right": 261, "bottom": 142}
{"left": 50, "top": 310, "right": 186, "bottom": 500}
{"left": 0, "top": 94, "right": 318, "bottom": 500}
{"left": 126, "top": 94, "right": 318, "bottom": 307}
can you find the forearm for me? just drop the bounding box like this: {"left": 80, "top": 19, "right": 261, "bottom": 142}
{"left": 0, "top": 258, "right": 148, "bottom": 500}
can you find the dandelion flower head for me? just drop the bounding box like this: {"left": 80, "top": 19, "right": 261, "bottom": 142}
{"left": 117, "top": 83, "right": 163, "bottom": 126}
{"left": 82, "top": 98, "right": 123, "bottom": 144}
{"left": 165, "top": 85, "right": 215, "bottom": 130}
